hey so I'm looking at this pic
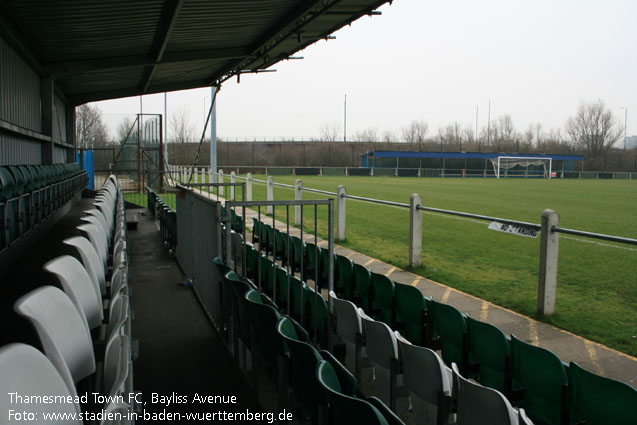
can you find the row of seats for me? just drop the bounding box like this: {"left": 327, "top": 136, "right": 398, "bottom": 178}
{"left": 241, "top": 218, "right": 637, "bottom": 425}
{"left": 0, "top": 163, "right": 87, "bottom": 250}
{"left": 0, "top": 175, "right": 135, "bottom": 425}
{"left": 147, "top": 188, "right": 176, "bottom": 254}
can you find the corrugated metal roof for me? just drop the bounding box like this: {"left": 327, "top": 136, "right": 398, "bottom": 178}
{"left": 0, "top": 0, "right": 390, "bottom": 105}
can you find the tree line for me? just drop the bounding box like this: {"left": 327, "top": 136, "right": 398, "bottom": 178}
{"left": 76, "top": 100, "right": 632, "bottom": 172}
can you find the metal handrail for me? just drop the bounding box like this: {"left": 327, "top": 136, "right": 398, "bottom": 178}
{"left": 551, "top": 226, "right": 637, "bottom": 245}
{"left": 416, "top": 204, "right": 541, "bottom": 229}
{"left": 211, "top": 170, "right": 637, "bottom": 246}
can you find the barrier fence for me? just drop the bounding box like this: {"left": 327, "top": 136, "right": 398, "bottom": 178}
{"left": 167, "top": 165, "right": 636, "bottom": 180}
{"left": 166, "top": 169, "right": 637, "bottom": 318}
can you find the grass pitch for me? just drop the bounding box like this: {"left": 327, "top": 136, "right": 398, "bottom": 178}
{"left": 246, "top": 176, "right": 637, "bottom": 356}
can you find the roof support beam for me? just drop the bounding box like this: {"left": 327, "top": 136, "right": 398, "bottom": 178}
{"left": 140, "top": 0, "right": 185, "bottom": 93}
{"left": 45, "top": 47, "right": 248, "bottom": 78}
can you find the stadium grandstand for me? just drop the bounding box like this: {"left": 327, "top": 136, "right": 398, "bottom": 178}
{"left": 1, "top": 2, "right": 635, "bottom": 425}
{"left": 362, "top": 151, "right": 585, "bottom": 178}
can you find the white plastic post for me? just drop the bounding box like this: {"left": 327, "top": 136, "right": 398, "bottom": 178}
{"left": 267, "top": 176, "right": 274, "bottom": 214}
{"left": 538, "top": 209, "right": 560, "bottom": 315}
{"left": 337, "top": 185, "right": 346, "bottom": 241}
{"left": 231, "top": 171, "right": 236, "bottom": 200}
{"left": 219, "top": 169, "right": 224, "bottom": 184}
{"left": 246, "top": 173, "right": 253, "bottom": 201}
{"left": 295, "top": 179, "right": 303, "bottom": 226}
{"left": 409, "top": 193, "right": 423, "bottom": 268}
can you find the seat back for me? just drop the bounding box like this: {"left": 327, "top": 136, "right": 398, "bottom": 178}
{"left": 431, "top": 299, "right": 467, "bottom": 370}
{"left": 245, "top": 290, "right": 283, "bottom": 367}
{"left": 63, "top": 236, "right": 106, "bottom": 295}
{"left": 303, "top": 285, "right": 328, "bottom": 346}
{"left": 353, "top": 263, "right": 372, "bottom": 311}
{"left": 43, "top": 255, "right": 103, "bottom": 329}
{"left": 453, "top": 363, "right": 518, "bottom": 425}
{"left": 277, "top": 317, "right": 325, "bottom": 416}
{"left": 370, "top": 272, "right": 395, "bottom": 326}
{"left": 288, "top": 275, "right": 305, "bottom": 321}
{"left": 0, "top": 343, "right": 82, "bottom": 421}
{"left": 103, "top": 334, "right": 130, "bottom": 398}
{"left": 395, "top": 331, "right": 452, "bottom": 405}
{"left": 568, "top": 361, "right": 637, "bottom": 425}
{"left": 360, "top": 313, "right": 398, "bottom": 370}
{"left": 394, "top": 282, "right": 427, "bottom": 345}
{"left": 78, "top": 223, "right": 108, "bottom": 269}
{"left": 510, "top": 334, "right": 567, "bottom": 425}
{"left": 316, "top": 360, "right": 390, "bottom": 425}
{"left": 14, "top": 286, "right": 96, "bottom": 387}
{"left": 335, "top": 254, "right": 354, "bottom": 299}
{"left": 331, "top": 291, "right": 362, "bottom": 344}
{"left": 466, "top": 315, "right": 510, "bottom": 393}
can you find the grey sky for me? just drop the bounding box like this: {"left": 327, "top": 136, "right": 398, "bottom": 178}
{"left": 96, "top": 0, "right": 636, "bottom": 142}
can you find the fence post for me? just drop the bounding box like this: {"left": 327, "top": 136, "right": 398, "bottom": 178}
{"left": 219, "top": 169, "right": 224, "bottom": 184}
{"left": 267, "top": 176, "right": 274, "bottom": 214}
{"left": 246, "top": 173, "right": 253, "bottom": 201}
{"left": 538, "top": 209, "right": 560, "bottom": 316}
{"left": 230, "top": 171, "right": 236, "bottom": 200}
{"left": 295, "top": 179, "right": 303, "bottom": 226}
{"left": 409, "top": 193, "right": 422, "bottom": 268}
{"left": 337, "top": 185, "right": 346, "bottom": 241}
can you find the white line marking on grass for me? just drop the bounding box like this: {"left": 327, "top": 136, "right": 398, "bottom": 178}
{"left": 480, "top": 301, "right": 489, "bottom": 321}
{"left": 441, "top": 288, "right": 452, "bottom": 303}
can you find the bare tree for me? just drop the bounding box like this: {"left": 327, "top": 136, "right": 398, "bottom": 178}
{"left": 319, "top": 121, "right": 341, "bottom": 142}
{"left": 353, "top": 127, "right": 379, "bottom": 142}
{"left": 170, "top": 106, "right": 197, "bottom": 143}
{"left": 437, "top": 123, "right": 462, "bottom": 150}
{"left": 115, "top": 116, "right": 136, "bottom": 144}
{"left": 382, "top": 130, "right": 398, "bottom": 143}
{"left": 402, "top": 120, "right": 429, "bottom": 147}
{"left": 76, "top": 104, "right": 109, "bottom": 148}
{"left": 566, "top": 100, "right": 623, "bottom": 158}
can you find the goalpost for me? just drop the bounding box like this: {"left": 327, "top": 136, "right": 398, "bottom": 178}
{"left": 490, "top": 156, "right": 553, "bottom": 179}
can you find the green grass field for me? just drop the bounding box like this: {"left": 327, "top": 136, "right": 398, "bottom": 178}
{"left": 242, "top": 176, "right": 637, "bottom": 356}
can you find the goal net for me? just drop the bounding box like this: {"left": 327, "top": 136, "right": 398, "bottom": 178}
{"left": 489, "top": 156, "right": 552, "bottom": 179}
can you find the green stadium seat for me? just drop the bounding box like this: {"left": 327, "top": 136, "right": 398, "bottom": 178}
{"left": 245, "top": 243, "right": 259, "bottom": 281}
{"left": 352, "top": 263, "right": 372, "bottom": 311}
{"left": 319, "top": 246, "right": 336, "bottom": 287}
{"left": 304, "top": 242, "right": 320, "bottom": 283}
{"left": 259, "top": 255, "right": 276, "bottom": 296}
{"left": 431, "top": 299, "right": 469, "bottom": 374}
{"left": 568, "top": 361, "right": 637, "bottom": 425}
{"left": 335, "top": 254, "right": 354, "bottom": 299}
{"left": 510, "top": 334, "right": 568, "bottom": 425}
{"left": 245, "top": 289, "right": 285, "bottom": 378}
{"left": 394, "top": 282, "right": 428, "bottom": 346}
{"left": 370, "top": 272, "right": 395, "bottom": 326}
{"left": 466, "top": 315, "right": 511, "bottom": 394}
{"left": 212, "top": 257, "right": 232, "bottom": 330}
{"left": 303, "top": 285, "right": 328, "bottom": 347}
{"left": 288, "top": 275, "right": 306, "bottom": 323}
{"left": 0, "top": 166, "right": 20, "bottom": 245}
{"left": 316, "top": 360, "right": 401, "bottom": 425}
{"left": 289, "top": 235, "right": 304, "bottom": 273}
{"left": 274, "top": 265, "right": 290, "bottom": 310}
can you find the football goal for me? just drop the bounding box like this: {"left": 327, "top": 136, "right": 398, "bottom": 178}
{"left": 489, "top": 156, "right": 552, "bottom": 179}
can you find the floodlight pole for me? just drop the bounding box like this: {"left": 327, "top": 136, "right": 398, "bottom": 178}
{"left": 621, "top": 107, "right": 627, "bottom": 150}
{"left": 486, "top": 98, "right": 491, "bottom": 148}
{"left": 344, "top": 94, "right": 347, "bottom": 142}
{"left": 474, "top": 105, "right": 479, "bottom": 150}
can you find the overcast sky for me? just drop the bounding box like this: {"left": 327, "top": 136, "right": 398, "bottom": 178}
{"left": 95, "top": 0, "right": 636, "bottom": 143}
